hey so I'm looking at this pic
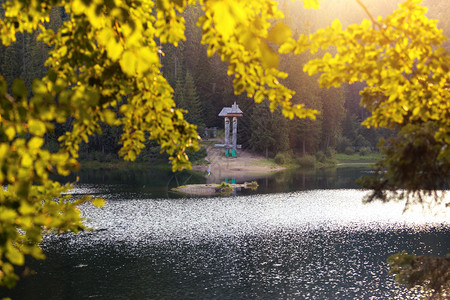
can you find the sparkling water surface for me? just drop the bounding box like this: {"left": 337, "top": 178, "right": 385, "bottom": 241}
{"left": 1, "top": 170, "right": 449, "bottom": 300}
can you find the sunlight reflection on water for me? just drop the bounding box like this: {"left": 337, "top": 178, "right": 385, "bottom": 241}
{"left": 3, "top": 188, "right": 448, "bottom": 300}
{"left": 77, "top": 189, "right": 448, "bottom": 243}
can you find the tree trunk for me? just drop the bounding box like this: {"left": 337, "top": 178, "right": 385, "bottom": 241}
{"left": 22, "top": 34, "right": 26, "bottom": 79}
{"left": 174, "top": 56, "right": 177, "bottom": 78}
{"left": 302, "top": 139, "right": 306, "bottom": 156}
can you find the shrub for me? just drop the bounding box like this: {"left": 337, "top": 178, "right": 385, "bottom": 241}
{"left": 103, "top": 153, "right": 115, "bottom": 162}
{"left": 336, "top": 136, "right": 352, "bottom": 153}
{"left": 245, "top": 181, "right": 259, "bottom": 190}
{"left": 322, "top": 148, "right": 337, "bottom": 165}
{"left": 344, "top": 147, "right": 355, "bottom": 155}
{"left": 359, "top": 146, "right": 371, "bottom": 156}
{"left": 297, "top": 155, "right": 316, "bottom": 168}
{"left": 91, "top": 151, "right": 104, "bottom": 161}
{"left": 274, "top": 152, "right": 287, "bottom": 165}
{"left": 354, "top": 134, "right": 372, "bottom": 148}
{"left": 325, "top": 148, "right": 336, "bottom": 160}
{"left": 315, "top": 151, "right": 326, "bottom": 163}
{"left": 217, "top": 182, "right": 231, "bottom": 188}
{"left": 215, "top": 181, "right": 233, "bottom": 195}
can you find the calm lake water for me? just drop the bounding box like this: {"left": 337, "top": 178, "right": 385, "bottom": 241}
{"left": 1, "top": 167, "right": 449, "bottom": 299}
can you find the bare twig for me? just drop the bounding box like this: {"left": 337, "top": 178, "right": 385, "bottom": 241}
{"left": 355, "top": 0, "right": 382, "bottom": 29}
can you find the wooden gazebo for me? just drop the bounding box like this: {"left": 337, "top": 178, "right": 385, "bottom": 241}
{"left": 215, "top": 102, "right": 243, "bottom": 157}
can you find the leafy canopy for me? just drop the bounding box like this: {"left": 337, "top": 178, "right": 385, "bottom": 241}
{"left": 387, "top": 251, "right": 450, "bottom": 296}
{"left": 0, "top": 0, "right": 448, "bottom": 291}
{"left": 280, "top": 0, "right": 449, "bottom": 203}
{"left": 278, "top": 2, "right": 449, "bottom": 292}
{"left": 0, "top": 0, "right": 320, "bottom": 287}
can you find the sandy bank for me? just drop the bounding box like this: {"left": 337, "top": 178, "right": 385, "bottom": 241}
{"left": 191, "top": 140, "right": 285, "bottom": 183}
{"left": 172, "top": 182, "right": 258, "bottom": 196}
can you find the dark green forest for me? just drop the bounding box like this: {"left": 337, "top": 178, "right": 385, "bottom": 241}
{"left": 1, "top": 0, "right": 448, "bottom": 164}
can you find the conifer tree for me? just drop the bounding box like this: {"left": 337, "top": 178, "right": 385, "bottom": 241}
{"left": 247, "top": 101, "right": 290, "bottom": 157}
{"left": 173, "top": 73, "right": 185, "bottom": 109}
{"left": 183, "top": 71, "right": 204, "bottom": 130}
{"left": 319, "top": 87, "right": 345, "bottom": 151}
{"left": 194, "top": 48, "right": 217, "bottom": 127}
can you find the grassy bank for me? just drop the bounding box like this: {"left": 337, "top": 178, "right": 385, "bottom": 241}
{"left": 78, "top": 149, "right": 382, "bottom": 172}
{"left": 336, "top": 152, "right": 383, "bottom": 164}
{"left": 253, "top": 157, "right": 282, "bottom": 169}
{"left": 79, "top": 159, "right": 169, "bottom": 170}
{"left": 271, "top": 151, "right": 383, "bottom": 169}
{"left": 79, "top": 146, "right": 208, "bottom": 171}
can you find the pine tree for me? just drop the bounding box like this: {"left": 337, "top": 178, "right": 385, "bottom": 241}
{"left": 183, "top": 72, "right": 204, "bottom": 130}
{"left": 194, "top": 48, "right": 217, "bottom": 127}
{"left": 319, "top": 87, "right": 345, "bottom": 151}
{"left": 0, "top": 36, "right": 22, "bottom": 89}
{"left": 22, "top": 30, "right": 49, "bottom": 90}
{"left": 174, "top": 75, "right": 185, "bottom": 109}
{"left": 246, "top": 101, "right": 290, "bottom": 157}
{"left": 281, "top": 51, "right": 323, "bottom": 156}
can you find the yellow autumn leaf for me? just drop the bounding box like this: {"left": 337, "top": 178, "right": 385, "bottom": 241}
{"left": 28, "top": 137, "right": 44, "bottom": 149}
{"left": 120, "top": 50, "right": 137, "bottom": 75}
{"left": 5, "top": 126, "right": 16, "bottom": 141}
{"left": 21, "top": 153, "right": 33, "bottom": 167}
{"left": 28, "top": 119, "right": 46, "bottom": 137}
{"left": 302, "top": 0, "right": 320, "bottom": 9}
{"left": 267, "top": 22, "right": 292, "bottom": 45}
{"left": 211, "top": 1, "right": 235, "bottom": 40}
{"left": 92, "top": 198, "right": 105, "bottom": 207}
{"left": 5, "top": 242, "right": 24, "bottom": 266}
{"left": 260, "top": 41, "right": 279, "bottom": 69}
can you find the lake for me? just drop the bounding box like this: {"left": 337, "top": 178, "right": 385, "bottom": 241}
{"left": 1, "top": 166, "right": 449, "bottom": 299}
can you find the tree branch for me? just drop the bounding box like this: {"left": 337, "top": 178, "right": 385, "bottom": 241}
{"left": 355, "top": 0, "right": 382, "bottom": 29}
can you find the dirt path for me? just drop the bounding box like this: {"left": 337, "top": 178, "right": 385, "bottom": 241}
{"left": 192, "top": 139, "right": 285, "bottom": 183}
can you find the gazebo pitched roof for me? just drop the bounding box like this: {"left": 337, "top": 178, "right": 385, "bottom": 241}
{"left": 218, "top": 102, "right": 243, "bottom": 117}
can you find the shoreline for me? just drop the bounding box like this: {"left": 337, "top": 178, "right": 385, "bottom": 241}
{"left": 172, "top": 181, "right": 259, "bottom": 196}
{"left": 191, "top": 142, "right": 285, "bottom": 183}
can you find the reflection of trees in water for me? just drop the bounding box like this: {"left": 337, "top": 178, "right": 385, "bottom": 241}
{"left": 55, "top": 168, "right": 205, "bottom": 189}
{"left": 56, "top": 166, "right": 368, "bottom": 197}
{"left": 257, "top": 167, "right": 368, "bottom": 193}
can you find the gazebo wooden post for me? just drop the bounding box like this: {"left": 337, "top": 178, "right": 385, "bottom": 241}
{"left": 216, "top": 102, "right": 243, "bottom": 157}
{"left": 224, "top": 117, "right": 230, "bottom": 148}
